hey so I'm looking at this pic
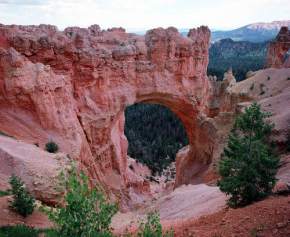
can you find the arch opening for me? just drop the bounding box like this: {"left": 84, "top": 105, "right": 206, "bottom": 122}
{"left": 124, "top": 103, "right": 189, "bottom": 177}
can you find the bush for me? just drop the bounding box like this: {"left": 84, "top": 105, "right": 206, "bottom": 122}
{"left": 9, "top": 175, "right": 35, "bottom": 217}
{"left": 45, "top": 141, "right": 59, "bottom": 153}
{"left": 218, "top": 103, "right": 279, "bottom": 207}
{"left": 48, "top": 168, "right": 117, "bottom": 237}
{"left": 0, "top": 190, "right": 10, "bottom": 197}
{"left": 137, "top": 212, "right": 174, "bottom": 237}
{"left": 0, "top": 225, "right": 38, "bottom": 237}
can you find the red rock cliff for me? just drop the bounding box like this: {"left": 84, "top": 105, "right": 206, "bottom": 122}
{"left": 266, "top": 26, "right": 290, "bottom": 68}
{"left": 0, "top": 24, "right": 236, "bottom": 208}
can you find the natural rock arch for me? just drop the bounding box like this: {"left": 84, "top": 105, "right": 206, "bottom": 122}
{"left": 0, "top": 24, "right": 236, "bottom": 207}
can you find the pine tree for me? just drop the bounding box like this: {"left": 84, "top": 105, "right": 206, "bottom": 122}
{"left": 218, "top": 103, "right": 279, "bottom": 207}
{"left": 9, "top": 175, "right": 35, "bottom": 217}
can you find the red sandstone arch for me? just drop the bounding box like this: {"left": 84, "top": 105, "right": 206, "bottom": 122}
{"left": 0, "top": 24, "right": 235, "bottom": 207}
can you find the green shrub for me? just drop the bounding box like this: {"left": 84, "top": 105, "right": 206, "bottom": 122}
{"left": 48, "top": 168, "right": 117, "bottom": 237}
{"left": 0, "top": 190, "right": 10, "bottom": 197}
{"left": 218, "top": 103, "right": 279, "bottom": 207}
{"left": 41, "top": 229, "right": 64, "bottom": 237}
{"left": 137, "top": 212, "right": 174, "bottom": 237}
{"left": 45, "top": 141, "right": 59, "bottom": 153}
{"left": 0, "top": 225, "right": 38, "bottom": 237}
{"left": 9, "top": 175, "right": 35, "bottom": 217}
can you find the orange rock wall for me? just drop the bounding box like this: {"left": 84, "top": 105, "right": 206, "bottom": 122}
{"left": 266, "top": 27, "right": 290, "bottom": 68}
{"left": 0, "top": 24, "right": 235, "bottom": 207}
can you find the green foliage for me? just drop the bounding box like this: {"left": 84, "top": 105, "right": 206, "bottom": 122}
{"left": 0, "top": 190, "right": 10, "bottom": 197}
{"left": 218, "top": 103, "right": 279, "bottom": 207}
{"left": 45, "top": 141, "right": 59, "bottom": 153}
{"left": 208, "top": 39, "right": 267, "bottom": 81}
{"left": 125, "top": 103, "right": 188, "bottom": 175}
{"left": 0, "top": 225, "right": 38, "bottom": 237}
{"left": 48, "top": 168, "right": 117, "bottom": 237}
{"left": 137, "top": 212, "right": 174, "bottom": 237}
{"left": 41, "top": 229, "right": 60, "bottom": 237}
{"left": 9, "top": 175, "right": 35, "bottom": 217}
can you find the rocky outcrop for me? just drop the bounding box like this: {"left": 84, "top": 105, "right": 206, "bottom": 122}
{"left": 0, "top": 24, "right": 248, "bottom": 208}
{"left": 0, "top": 135, "right": 69, "bottom": 205}
{"left": 266, "top": 27, "right": 290, "bottom": 68}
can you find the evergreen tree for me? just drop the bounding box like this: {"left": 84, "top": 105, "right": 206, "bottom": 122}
{"left": 9, "top": 175, "right": 35, "bottom": 217}
{"left": 218, "top": 103, "right": 279, "bottom": 207}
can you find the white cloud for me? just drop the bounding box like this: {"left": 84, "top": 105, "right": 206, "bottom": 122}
{"left": 0, "top": 0, "right": 289, "bottom": 30}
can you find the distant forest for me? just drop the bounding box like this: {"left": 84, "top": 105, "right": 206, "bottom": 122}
{"left": 125, "top": 104, "right": 188, "bottom": 174}
{"left": 125, "top": 38, "right": 269, "bottom": 174}
{"left": 208, "top": 38, "right": 268, "bottom": 81}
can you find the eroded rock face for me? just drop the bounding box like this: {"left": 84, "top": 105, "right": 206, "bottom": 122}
{"left": 266, "top": 26, "right": 290, "bottom": 68}
{"left": 0, "top": 135, "right": 69, "bottom": 205}
{"left": 0, "top": 24, "right": 238, "bottom": 208}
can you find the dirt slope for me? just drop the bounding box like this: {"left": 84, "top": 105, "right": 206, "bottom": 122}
{"left": 174, "top": 195, "right": 290, "bottom": 237}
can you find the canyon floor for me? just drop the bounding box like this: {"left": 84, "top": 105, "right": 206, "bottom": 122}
{"left": 1, "top": 186, "right": 290, "bottom": 237}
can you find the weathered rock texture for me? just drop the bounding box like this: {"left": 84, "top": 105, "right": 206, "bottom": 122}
{"left": 0, "top": 135, "right": 69, "bottom": 205}
{"left": 0, "top": 24, "right": 241, "bottom": 208}
{"left": 266, "top": 26, "right": 290, "bottom": 68}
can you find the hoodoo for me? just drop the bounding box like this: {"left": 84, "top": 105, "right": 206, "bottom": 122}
{"left": 266, "top": 26, "right": 290, "bottom": 68}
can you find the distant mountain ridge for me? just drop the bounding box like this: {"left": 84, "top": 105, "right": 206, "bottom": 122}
{"left": 211, "top": 20, "right": 290, "bottom": 42}
{"left": 132, "top": 20, "right": 290, "bottom": 42}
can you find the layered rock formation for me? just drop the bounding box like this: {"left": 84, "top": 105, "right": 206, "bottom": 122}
{"left": 0, "top": 24, "right": 242, "bottom": 207}
{"left": 266, "top": 26, "right": 290, "bottom": 68}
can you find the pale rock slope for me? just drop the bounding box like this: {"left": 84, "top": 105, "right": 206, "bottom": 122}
{"left": 0, "top": 135, "right": 69, "bottom": 205}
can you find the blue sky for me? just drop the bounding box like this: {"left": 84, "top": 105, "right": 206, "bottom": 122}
{"left": 0, "top": 0, "right": 289, "bottom": 31}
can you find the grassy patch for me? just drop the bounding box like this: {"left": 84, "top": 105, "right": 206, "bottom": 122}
{"left": 0, "top": 226, "right": 58, "bottom": 237}
{"left": 0, "top": 225, "right": 39, "bottom": 237}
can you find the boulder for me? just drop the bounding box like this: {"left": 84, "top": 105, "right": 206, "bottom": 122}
{"left": 0, "top": 135, "right": 69, "bottom": 205}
